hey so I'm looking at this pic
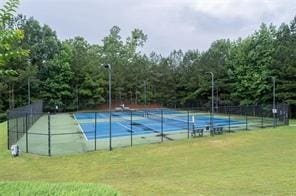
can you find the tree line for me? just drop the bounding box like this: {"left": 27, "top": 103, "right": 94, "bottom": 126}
{"left": 1, "top": 0, "right": 296, "bottom": 121}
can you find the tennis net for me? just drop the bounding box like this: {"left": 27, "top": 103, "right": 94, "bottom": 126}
{"left": 147, "top": 111, "right": 192, "bottom": 130}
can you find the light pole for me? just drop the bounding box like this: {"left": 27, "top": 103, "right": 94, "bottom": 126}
{"left": 103, "top": 64, "right": 112, "bottom": 151}
{"left": 271, "top": 76, "right": 276, "bottom": 127}
{"left": 206, "top": 72, "right": 214, "bottom": 135}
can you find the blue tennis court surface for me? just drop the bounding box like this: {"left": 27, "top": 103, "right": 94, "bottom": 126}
{"left": 74, "top": 110, "right": 244, "bottom": 140}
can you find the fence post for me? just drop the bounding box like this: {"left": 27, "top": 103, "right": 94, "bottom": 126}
{"left": 228, "top": 110, "right": 231, "bottom": 133}
{"left": 30, "top": 113, "right": 33, "bottom": 129}
{"left": 261, "top": 107, "right": 264, "bottom": 128}
{"left": 130, "top": 111, "right": 133, "bottom": 147}
{"left": 275, "top": 107, "right": 278, "bottom": 127}
{"left": 48, "top": 112, "right": 51, "bottom": 156}
{"left": 16, "top": 117, "right": 18, "bottom": 141}
{"left": 23, "top": 116, "right": 25, "bottom": 140}
{"left": 94, "top": 112, "right": 97, "bottom": 151}
{"left": 187, "top": 110, "right": 190, "bottom": 139}
{"left": 288, "top": 105, "right": 290, "bottom": 126}
{"left": 109, "top": 111, "right": 112, "bottom": 151}
{"left": 7, "top": 112, "right": 10, "bottom": 150}
{"left": 25, "top": 113, "right": 28, "bottom": 153}
{"left": 161, "top": 110, "right": 163, "bottom": 142}
{"left": 245, "top": 111, "right": 248, "bottom": 131}
{"left": 286, "top": 105, "right": 289, "bottom": 125}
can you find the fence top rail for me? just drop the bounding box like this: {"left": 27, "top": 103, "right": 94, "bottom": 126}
{"left": 8, "top": 101, "right": 43, "bottom": 118}
{"left": 8, "top": 101, "right": 43, "bottom": 112}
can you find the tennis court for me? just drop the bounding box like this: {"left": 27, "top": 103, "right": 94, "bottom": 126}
{"left": 74, "top": 109, "right": 244, "bottom": 140}
{"left": 8, "top": 104, "right": 289, "bottom": 156}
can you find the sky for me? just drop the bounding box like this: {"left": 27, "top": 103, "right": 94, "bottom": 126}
{"left": 2, "top": 0, "right": 296, "bottom": 55}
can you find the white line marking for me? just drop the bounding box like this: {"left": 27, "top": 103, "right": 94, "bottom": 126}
{"left": 117, "top": 122, "right": 132, "bottom": 132}
{"left": 73, "top": 113, "right": 89, "bottom": 141}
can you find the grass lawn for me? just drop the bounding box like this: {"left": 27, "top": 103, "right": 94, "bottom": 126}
{"left": 0, "top": 121, "right": 7, "bottom": 152}
{"left": 0, "top": 181, "right": 118, "bottom": 196}
{"left": 1, "top": 121, "right": 296, "bottom": 195}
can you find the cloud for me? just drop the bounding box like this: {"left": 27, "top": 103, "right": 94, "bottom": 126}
{"left": 191, "top": 0, "right": 276, "bottom": 20}
{"left": 10, "top": 0, "right": 296, "bottom": 55}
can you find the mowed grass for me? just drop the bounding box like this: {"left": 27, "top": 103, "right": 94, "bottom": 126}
{"left": 0, "top": 122, "right": 118, "bottom": 195}
{"left": 0, "top": 181, "right": 118, "bottom": 196}
{"left": 1, "top": 121, "right": 296, "bottom": 195}
{"left": 0, "top": 121, "right": 7, "bottom": 152}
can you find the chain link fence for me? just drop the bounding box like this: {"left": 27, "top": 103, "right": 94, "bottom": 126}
{"left": 7, "top": 101, "right": 43, "bottom": 153}
{"left": 7, "top": 102, "right": 289, "bottom": 156}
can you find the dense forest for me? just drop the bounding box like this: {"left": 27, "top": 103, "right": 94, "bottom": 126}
{"left": 1, "top": 0, "right": 296, "bottom": 121}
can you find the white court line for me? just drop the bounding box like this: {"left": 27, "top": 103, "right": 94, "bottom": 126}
{"left": 117, "top": 122, "right": 132, "bottom": 132}
{"left": 73, "top": 114, "right": 89, "bottom": 141}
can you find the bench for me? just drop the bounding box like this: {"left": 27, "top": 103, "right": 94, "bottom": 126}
{"left": 191, "top": 128, "right": 204, "bottom": 137}
{"left": 213, "top": 127, "right": 223, "bottom": 135}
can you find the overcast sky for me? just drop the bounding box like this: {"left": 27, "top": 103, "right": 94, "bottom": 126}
{"left": 2, "top": 0, "right": 296, "bottom": 55}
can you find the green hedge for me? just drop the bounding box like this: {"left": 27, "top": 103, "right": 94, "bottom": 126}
{"left": 0, "top": 181, "right": 119, "bottom": 196}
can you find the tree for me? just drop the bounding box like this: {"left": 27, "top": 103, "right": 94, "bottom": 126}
{"left": 40, "top": 43, "right": 73, "bottom": 111}
{"left": 1, "top": 9, "right": 295, "bottom": 119}
{"left": 196, "top": 40, "right": 232, "bottom": 106}
{"left": 228, "top": 24, "right": 276, "bottom": 105}
{"left": 271, "top": 17, "right": 296, "bottom": 116}
{"left": 0, "top": 0, "right": 28, "bottom": 76}
{"left": 1, "top": 15, "right": 60, "bottom": 110}
{"left": 78, "top": 44, "right": 105, "bottom": 108}
{"left": 100, "top": 26, "right": 149, "bottom": 104}
{"left": 0, "top": 0, "right": 28, "bottom": 116}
